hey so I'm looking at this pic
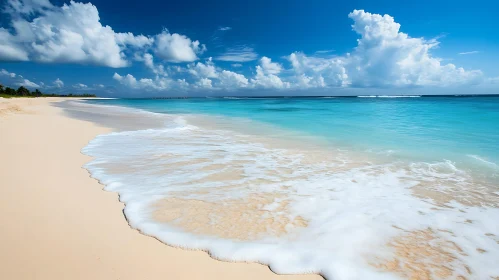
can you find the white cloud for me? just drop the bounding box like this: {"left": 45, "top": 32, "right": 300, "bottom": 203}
{"left": 113, "top": 73, "right": 137, "bottom": 88}
{"left": 73, "top": 83, "right": 88, "bottom": 89}
{"left": 345, "top": 10, "right": 482, "bottom": 87}
{"left": 219, "top": 70, "right": 249, "bottom": 88}
{"left": 250, "top": 57, "right": 289, "bottom": 89}
{"left": 1, "top": 69, "right": 17, "bottom": 78}
{"left": 115, "top": 33, "right": 153, "bottom": 48}
{"left": 154, "top": 30, "right": 206, "bottom": 63}
{"left": 5, "top": 0, "right": 53, "bottom": 15}
{"left": 0, "top": 28, "right": 30, "bottom": 61}
{"left": 259, "top": 56, "right": 282, "bottom": 75}
{"left": 17, "top": 78, "right": 40, "bottom": 88}
{"left": 4, "top": 2, "right": 488, "bottom": 94}
{"left": 0, "top": 0, "right": 204, "bottom": 67}
{"left": 196, "top": 78, "right": 213, "bottom": 88}
{"left": 113, "top": 72, "right": 187, "bottom": 91}
{"left": 141, "top": 53, "right": 167, "bottom": 76}
{"left": 251, "top": 66, "right": 289, "bottom": 89}
{"left": 1, "top": 1, "right": 130, "bottom": 67}
{"left": 186, "top": 59, "right": 249, "bottom": 89}
{"left": 110, "top": 9, "right": 489, "bottom": 94}
{"left": 315, "top": 50, "right": 335, "bottom": 54}
{"left": 54, "top": 78, "right": 64, "bottom": 88}
{"left": 0, "top": 68, "right": 40, "bottom": 88}
{"left": 459, "top": 51, "right": 480, "bottom": 55}
{"left": 284, "top": 10, "right": 482, "bottom": 88}
{"left": 177, "top": 79, "right": 189, "bottom": 89}
{"left": 216, "top": 46, "right": 258, "bottom": 62}
{"left": 218, "top": 27, "right": 232, "bottom": 31}
{"left": 288, "top": 52, "right": 348, "bottom": 88}
{"left": 188, "top": 59, "right": 218, "bottom": 78}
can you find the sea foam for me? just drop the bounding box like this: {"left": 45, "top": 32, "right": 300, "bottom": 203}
{"left": 79, "top": 102, "right": 499, "bottom": 280}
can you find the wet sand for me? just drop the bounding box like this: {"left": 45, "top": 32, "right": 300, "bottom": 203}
{"left": 0, "top": 97, "right": 321, "bottom": 280}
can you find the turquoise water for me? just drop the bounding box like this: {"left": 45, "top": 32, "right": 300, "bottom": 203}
{"left": 78, "top": 96, "right": 499, "bottom": 279}
{"left": 88, "top": 96, "right": 499, "bottom": 177}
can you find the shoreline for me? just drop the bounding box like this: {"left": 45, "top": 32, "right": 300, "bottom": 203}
{"left": 0, "top": 98, "right": 321, "bottom": 280}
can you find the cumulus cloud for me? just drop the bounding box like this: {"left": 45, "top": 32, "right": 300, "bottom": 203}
{"left": 4, "top": 0, "right": 54, "bottom": 15}
{"left": 140, "top": 53, "right": 167, "bottom": 76}
{"left": 186, "top": 60, "right": 249, "bottom": 89}
{"left": 251, "top": 57, "right": 289, "bottom": 89}
{"left": 53, "top": 78, "right": 64, "bottom": 88}
{"left": 1, "top": 1, "right": 130, "bottom": 67}
{"left": 0, "top": 29, "right": 30, "bottom": 61}
{"left": 113, "top": 9, "right": 487, "bottom": 94}
{"left": 0, "top": 68, "right": 40, "bottom": 88}
{"left": 259, "top": 56, "right": 282, "bottom": 75}
{"left": 115, "top": 33, "right": 153, "bottom": 48}
{"left": 188, "top": 58, "right": 218, "bottom": 78}
{"left": 1, "top": 69, "right": 17, "bottom": 78}
{"left": 288, "top": 52, "right": 348, "bottom": 88}
{"left": 196, "top": 78, "right": 213, "bottom": 88}
{"left": 154, "top": 30, "right": 206, "bottom": 63}
{"left": 218, "top": 27, "right": 232, "bottom": 31}
{"left": 346, "top": 10, "right": 482, "bottom": 87}
{"left": 113, "top": 72, "right": 188, "bottom": 91}
{"left": 113, "top": 73, "right": 138, "bottom": 88}
{"left": 283, "top": 10, "right": 482, "bottom": 88}
{"left": 3, "top": 2, "right": 488, "bottom": 94}
{"left": 215, "top": 46, "right": 258, "bottom": 62}
{"left": 0, "top": 0, "right": 204, "bottom": 67}
{"left": 73, "top": 83, "right": 88, "bottom": 89}
{"left": 219, "top": 70, "right": 249, "bottom": 88}
{"left": 186, "top": 58, "right": 250, "bottom": 89}
{"left": 18, "top": 79, "right": 40, "bottom": 88}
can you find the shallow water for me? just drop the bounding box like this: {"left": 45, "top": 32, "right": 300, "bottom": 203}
{"left": 65, "top": 97, "right": 499, "bottom": 279}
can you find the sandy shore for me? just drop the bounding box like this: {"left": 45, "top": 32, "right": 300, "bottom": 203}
{"left": 0, "top": 98, "right": 321, "bottom": 280}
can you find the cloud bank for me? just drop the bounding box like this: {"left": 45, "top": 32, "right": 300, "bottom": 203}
{"left": 108, "top": 9, "right": 487, "bottom": 93}
{"left": 0, "top": 0, "right": 204, "bottom": 67}
{"left": 0, "top": 69, "right": 40, "bottom": 88}
{"left": 0, "top": 0, "right": 488, "bottom": 94}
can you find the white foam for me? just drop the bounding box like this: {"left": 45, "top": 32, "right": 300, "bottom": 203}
{"left": 81, "top": 108, "right": 499, "bottom": 280}
{"left": 81, "top": 97, "right": 120, "bottom": 100}
{"left": 468, "top": 154, "right": 499, "bottom": 168}
{"left": 358, "top": 95, "right": 421, "bottom": 98}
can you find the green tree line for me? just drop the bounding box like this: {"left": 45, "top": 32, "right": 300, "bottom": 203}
{"left": 0, "top": 84, "right": 96, "bottom": 98}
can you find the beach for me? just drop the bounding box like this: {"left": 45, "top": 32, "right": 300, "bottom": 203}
{"left": 0, "top": 97, "right": 321, "bottom": 280}
{"left": 1, "top": 97, "right": 498, "bottom": 280}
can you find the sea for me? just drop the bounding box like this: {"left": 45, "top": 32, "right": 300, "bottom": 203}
{"left": 62, "top": 95, "right": 499, "bottom": 280}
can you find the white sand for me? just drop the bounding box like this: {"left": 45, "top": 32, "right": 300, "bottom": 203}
{"left": 0, "top": 98, "right": 322, "bottom": 280}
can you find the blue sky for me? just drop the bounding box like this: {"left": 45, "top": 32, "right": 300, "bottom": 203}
{"left": 1, "top": 0, "right": 498, "bottom": 96}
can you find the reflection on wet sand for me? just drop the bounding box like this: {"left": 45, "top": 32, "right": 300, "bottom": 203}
{"left": 374, "top": 229, "right": 472, "bottom": 280}
{"left": 153, "top": 194, "right": 307, "bottom": 240}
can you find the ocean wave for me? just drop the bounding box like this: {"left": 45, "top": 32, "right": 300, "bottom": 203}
{"left": 81, "top": 107, "right": 499, "bottom": 280}
{"left": 357, "top": 95, "right": 421, "bottom": 98}
{"left": 467, "top": 154, "right": 499, "bottom": 168}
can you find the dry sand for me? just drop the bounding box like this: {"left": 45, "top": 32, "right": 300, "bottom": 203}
{"left": 0, "top": 98, "right": 322, "bottom": 280}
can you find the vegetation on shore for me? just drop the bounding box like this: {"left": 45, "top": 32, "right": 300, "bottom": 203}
{"left": 0, "top": 84, "right": 96, "bottom": 98}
